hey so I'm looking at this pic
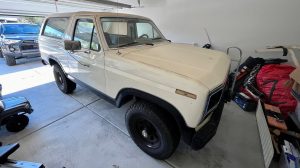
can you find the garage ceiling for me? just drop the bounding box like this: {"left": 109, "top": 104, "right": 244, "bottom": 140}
{"left": 0, "top": 0, "right": 133, "bottom": 16}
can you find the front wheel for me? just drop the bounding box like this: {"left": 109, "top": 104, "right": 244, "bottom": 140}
{"left": 126, "top": 101, "right": 180, "bottom": 160}
{"left": 6, "top": 115, "right": 29, "bottom": 132}
{"left": 5, "top": 55, "right": 16, "bottom": 66}
{"left": 53, "top": 64, "right": 76, "bottom": 94}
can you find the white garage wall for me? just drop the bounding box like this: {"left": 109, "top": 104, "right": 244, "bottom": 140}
{"left": 119, "top": 0, "right": 300, "bottom": 62}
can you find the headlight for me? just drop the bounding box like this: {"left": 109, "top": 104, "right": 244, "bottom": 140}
{"left": 4, "top": 39, "right": 21, "bottom": 45}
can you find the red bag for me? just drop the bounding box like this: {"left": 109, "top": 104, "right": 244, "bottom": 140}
{"left": 256, "top": 64, "right": 297, "bottom": 117}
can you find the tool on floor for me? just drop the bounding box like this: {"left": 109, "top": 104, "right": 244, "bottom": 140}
{"left": 0, "top": 142, "right": 45, "bottom": 167}
{"left": 0, "top": 97, "right": 33, "bottom": 132}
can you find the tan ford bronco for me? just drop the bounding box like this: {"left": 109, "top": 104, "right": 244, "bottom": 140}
{"left": 39, "top": 11, "right": 231, "bottom": 159}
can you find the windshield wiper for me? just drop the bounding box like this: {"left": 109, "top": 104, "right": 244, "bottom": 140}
{"left": 117, "top": 41, "right": 139, "bottom": 47}
{"left": 145, "top": 43, "right": 154, "bottom": 46}
{"left": 152, "top": 37, "right": 162, "bottom": 40}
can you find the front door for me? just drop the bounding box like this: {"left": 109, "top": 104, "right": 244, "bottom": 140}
{"left": 68, "top": 16, "right": 106, "bottom": 92}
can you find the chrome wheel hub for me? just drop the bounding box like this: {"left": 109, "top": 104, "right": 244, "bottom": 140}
{"left": 142, "top": 129, "right": 148, "bottom": 138}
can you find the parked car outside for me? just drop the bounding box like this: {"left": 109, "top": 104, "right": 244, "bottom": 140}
{"left": 0, "top": 23, "right": 40, "bottom": 66}
{"left": 39, "top": 12, "right": 231, "bottom": 159}
{"left": 0, "top": 18, "right": 18, "bottom": 23}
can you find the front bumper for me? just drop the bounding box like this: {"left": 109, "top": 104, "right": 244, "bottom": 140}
{"left": 1, "top": 43, "right": 40, "bottom": 59}
{"left": 190, "top": 101, "right": 224, "bottom": 150}
{"left": 2, "top": 49, "right": 40, "bottom": 59}
{"left": 189, "top": 80, "right": 228, "bottom": 149}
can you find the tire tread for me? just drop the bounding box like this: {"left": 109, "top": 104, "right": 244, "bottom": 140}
{"left": 126, "top": 101, "right": 180, "bottom": 159}
{"left": 5, "top": 55, "right": 16, "bottom": 66}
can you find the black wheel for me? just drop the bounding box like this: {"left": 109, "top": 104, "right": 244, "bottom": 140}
{"left": 53, "top": 64, "right": 76, "bottom": 94}
{"left": 0, "top": 49, "right": 3, "bottom": 58}
{"left": 5, "top": 55, "right": 16, "bottom": 66}
{"left": 6, "top": 115, "right": 29, "bottom": 132}
{"left": 126, "top": 101, "right": 180, "bottom": 160}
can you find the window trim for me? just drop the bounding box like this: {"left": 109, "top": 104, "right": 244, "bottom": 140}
{"left": 42, "top": 17, "right": 70, "bottom": 40}
{"left": 90, "top": 25, "right": 101, "bottom": 51}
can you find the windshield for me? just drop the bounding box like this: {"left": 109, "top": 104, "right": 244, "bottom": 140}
{"left": 101, "top": 18, "right": 165, "bottom": 48}
{"left": 2, "top": 24, "right": 40, "bottom": 35}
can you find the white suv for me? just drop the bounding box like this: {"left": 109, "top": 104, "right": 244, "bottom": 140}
{"left": 39, "top": 12, "right": 231, "bottom": 159}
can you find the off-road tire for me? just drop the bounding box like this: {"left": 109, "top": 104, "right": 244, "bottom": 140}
{"left": 53, "top": 64, "right": 76, "bottom": 94}
{"left": 126, "top": 101, "right": 180, "bottom": 160}
{"left": 6, "top": 115, "right": 29, "bottom": 132}
{"left": 5, "top": 55, "right": 16, "bottom": 66}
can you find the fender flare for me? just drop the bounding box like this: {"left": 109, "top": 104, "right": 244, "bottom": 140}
{"left": 48, "top": 56, "right": 60, "bottom": 66}
{"left": 47, "top": 56, "right": 69, "bottom": 75}
{"left": 116, "top": 88, "right": 195, "bottom": 144}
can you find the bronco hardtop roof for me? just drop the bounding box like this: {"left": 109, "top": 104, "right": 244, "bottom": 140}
{"left": 46, "top": 11, "right": 149, "bottom": 20}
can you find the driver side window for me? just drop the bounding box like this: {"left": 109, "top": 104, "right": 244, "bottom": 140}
{"left": 73, "top": 18, "right": 101, "bottom": 51}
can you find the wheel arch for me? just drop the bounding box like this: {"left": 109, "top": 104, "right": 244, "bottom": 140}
{"left": 48, "top": 56, "right": 59, "bottom": 66}
{"left": 47, "top": 56, "right": 68, "bottom": 75}
{"left": 116, "top": 88, "right": 194, "bottom": 144}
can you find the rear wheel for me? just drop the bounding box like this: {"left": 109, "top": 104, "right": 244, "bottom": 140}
{"left": 5, "top": 55, "right": 16, "bottom": 66}
{"left": 6, "top": 115, "right": 29, "bottom": 132}
{"left": 126, "top": 101, "right": 180, "bottom": 160}
{"left": 53, "top": 64, "right": 76, "bottom": 94}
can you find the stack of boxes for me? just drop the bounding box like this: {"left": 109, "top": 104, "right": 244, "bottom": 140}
{"left": 277, "top": 68, "right": 300, "bottom": 168}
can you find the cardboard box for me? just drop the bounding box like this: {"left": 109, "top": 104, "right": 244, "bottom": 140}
{"left": 290, "top": 67, "right": 300, "bottom": 101}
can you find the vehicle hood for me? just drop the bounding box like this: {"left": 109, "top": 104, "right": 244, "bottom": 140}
{"left": 2, "top": 34, "right": 38, "bottom": 41}
{"left": 122, "top": 43, "right": 231, "bottom": 90}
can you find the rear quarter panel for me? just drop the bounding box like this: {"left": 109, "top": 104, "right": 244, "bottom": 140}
{"left": 39, "top": 36, "right": 70, "bottom": 73}
{"left": 39, "top": 17, "right": 72, "bottom": 73}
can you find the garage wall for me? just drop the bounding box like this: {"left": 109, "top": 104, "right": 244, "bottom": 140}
{"left": 119, "top": 0, "right": 300, "bottom": 63}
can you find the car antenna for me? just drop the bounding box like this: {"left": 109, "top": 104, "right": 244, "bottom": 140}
{"left": 116, "top": 0, "right": 121, "bottom": 55}
{"left": 54, "top": 0, "right": 58, "bottom": 12}
{"left": 202, "top": 28, "right": 212, "bottom": 49}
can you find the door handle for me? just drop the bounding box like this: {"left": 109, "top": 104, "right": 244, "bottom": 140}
{"left": 84, "top": 50, "right": 91, "bottom": 54}
{"left": 68, "top": 52, "right": 90, "bottom": 67}
{"left": 81, "top": 63, "right": 90, "bottom": 67}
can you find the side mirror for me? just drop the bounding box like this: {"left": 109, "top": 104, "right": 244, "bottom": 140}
{"left": 64, "top": 40, "right": 81, "bottom": 51}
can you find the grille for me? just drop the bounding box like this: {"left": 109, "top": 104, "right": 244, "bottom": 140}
{"left": 21, "top": 45, "right": 38, "bottom": 50}
{"left": 22, "top": 40, "right": 35, "bottom": 44}
{"left": 20, "top": 40, "right": 38, "bottom": 50}
{"left": 203, "top": 86, "right": 224, "bottom": 119}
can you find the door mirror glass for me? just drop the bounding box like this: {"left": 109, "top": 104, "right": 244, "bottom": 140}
{"left": 64, "top": 40, "right": 81, "bottom": 51}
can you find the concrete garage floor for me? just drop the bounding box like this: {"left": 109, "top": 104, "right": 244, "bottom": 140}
{"left": 0, "top": 58, "right": 265, "bottom": 168}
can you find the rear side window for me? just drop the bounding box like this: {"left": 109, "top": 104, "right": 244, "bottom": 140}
{"left": 42, "top": 17, "right": 69, "bottom": 39}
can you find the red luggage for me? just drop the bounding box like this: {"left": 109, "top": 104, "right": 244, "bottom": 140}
{"left": 256, "top": 64, "right": 297, "bottom": 118}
